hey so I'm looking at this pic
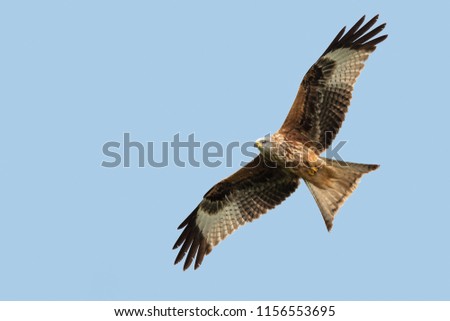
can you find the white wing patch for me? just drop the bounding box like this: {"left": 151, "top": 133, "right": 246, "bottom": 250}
{"left": 196, "top": 201, "right": 245, "bottom": 247}
{"left": 323, "top": 48, "right": 370, "bottom": 89}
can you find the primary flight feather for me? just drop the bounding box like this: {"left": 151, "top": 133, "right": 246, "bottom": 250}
{"left": 173, "top": 15, "right": 387, "bottom": 270}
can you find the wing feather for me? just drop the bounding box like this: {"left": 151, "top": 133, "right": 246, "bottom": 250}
{"left": 173, "top": 155, "right": 300, "bottom": 270}
{"left": 279, "top": 15, "right": 387, "bottom": 152}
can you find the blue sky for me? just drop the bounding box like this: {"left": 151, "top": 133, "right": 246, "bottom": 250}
{"left": 1, "top": 1, "right": 449, "bottom": 300}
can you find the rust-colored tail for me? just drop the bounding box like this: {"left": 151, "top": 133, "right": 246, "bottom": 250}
{"left": 305, "top": 158, "right": 379, "bottom": 231}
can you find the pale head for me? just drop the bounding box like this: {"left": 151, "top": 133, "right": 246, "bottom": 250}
{"left": 254, "top": 135, "right": 271, "bottom": 153}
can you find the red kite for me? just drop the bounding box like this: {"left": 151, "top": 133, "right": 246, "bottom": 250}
{"left": 173, "top": 15, "right": 387, "bottom": 270}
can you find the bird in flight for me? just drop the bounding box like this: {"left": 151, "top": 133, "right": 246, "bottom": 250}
{"left": 173, "top": 15, "right": 387, "bottom": 270}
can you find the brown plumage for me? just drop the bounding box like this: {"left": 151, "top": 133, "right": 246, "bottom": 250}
{"left": 173, "top": 15, "right": 387, "bottom": 270}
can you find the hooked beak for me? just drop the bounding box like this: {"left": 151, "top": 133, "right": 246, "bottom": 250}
{"left": 254, "top": 141, "right": 262, "bottom": 149}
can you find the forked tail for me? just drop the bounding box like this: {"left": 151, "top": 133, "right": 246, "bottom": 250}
{"left": 305, "top": 158, "right": 379, "bottom": 231}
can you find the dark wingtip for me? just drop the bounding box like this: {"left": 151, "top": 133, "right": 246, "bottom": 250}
{"left": 378, "top": 23, "right": 387, "bottom": 32}
{"left": 177, "top": 206, "right": 198, "bottom": 229}
{"left": 322, "top": 14, "right": 387, "bottom": 56}
{"left": 174, "top": 207, "right": 210, "bottom": 271}
{"left": 174, "top": 249, "right": 186, "bottom": 265}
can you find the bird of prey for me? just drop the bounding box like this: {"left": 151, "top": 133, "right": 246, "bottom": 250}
{"left": 173, "top": 15, "right": 387, "bottom": 270}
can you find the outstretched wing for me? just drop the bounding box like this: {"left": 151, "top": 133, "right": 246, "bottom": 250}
{"left": 173, "top": 155, "right": 299, "bottom": 270}
{"left": 279, "top": 15, "right": 387, "bottom": 152}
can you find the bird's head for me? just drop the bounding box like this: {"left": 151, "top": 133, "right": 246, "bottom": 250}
{"left": 254, "top": 136, "right": 271, "bottom": 153}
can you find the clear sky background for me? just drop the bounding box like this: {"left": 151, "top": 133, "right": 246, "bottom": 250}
{"left": 1, "top": 1, "right": 449, "bottom": 300}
